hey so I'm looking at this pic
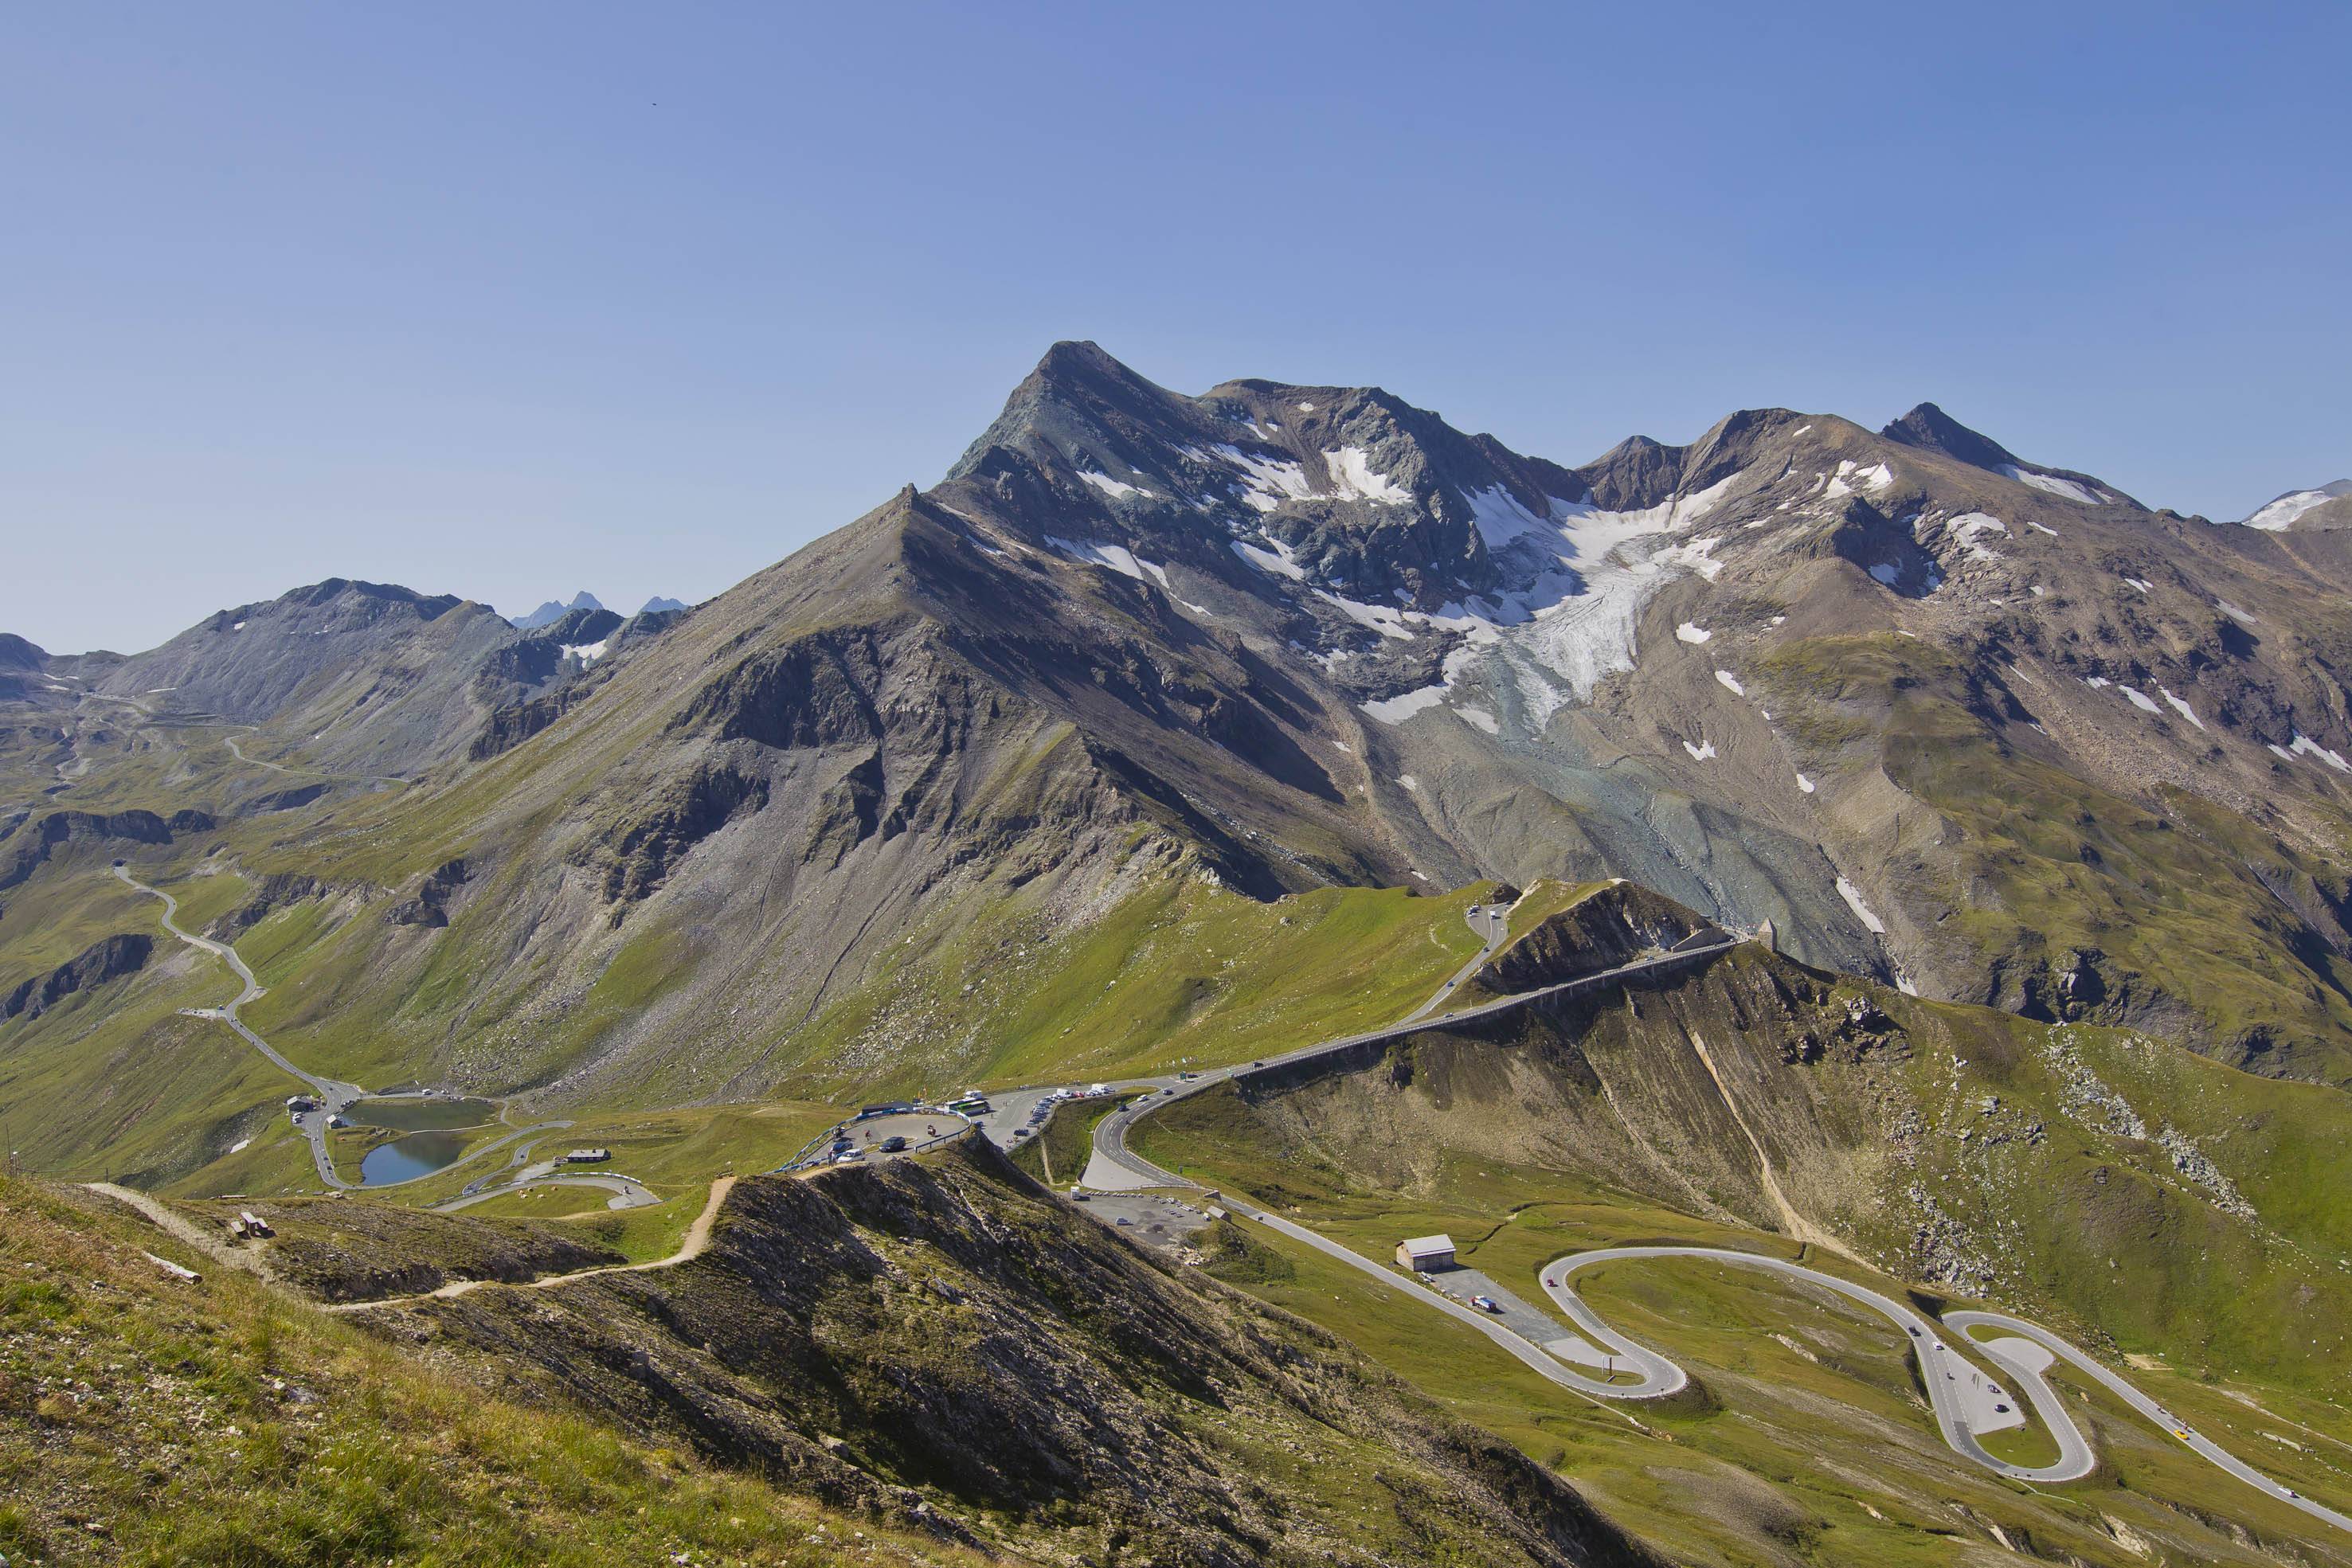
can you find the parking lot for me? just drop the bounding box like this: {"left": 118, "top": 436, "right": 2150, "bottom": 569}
{"left": 1424, "top": 1265, "right": 1636, "bottom": 1378}
{"left": 1069, "top": 1189, "right": 1217, "bottom": 1249}
{"left": 818, "top": 1110, "right": 970, "bottom": 1166}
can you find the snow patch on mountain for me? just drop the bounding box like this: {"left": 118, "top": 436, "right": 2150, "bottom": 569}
{"left": 2240, "top": 483, "right": 2352, "bottom": 531}
{"left": 2158, "top": 687, "right": 2204, "bottom": 729}
{"left": 1715, "top": 670, "right": 1745, "bottom": 696}
{"left": 1682, "top": 738, "right": 1716, "bottom": 761}
{"left": 1654, "top": 535, "right": 1725, "bottom": 581}
{"left": 1998, "top": 464, "right": 2105, "bottom": 505}
{"left": 1360, "top": 685, "right": 1447, "bottom": 725}
{"left": 1675, "top": 622, "right": 1712, "bottom": 643}
{"left": 1078, "top": 471, "right": 1155, "bottom": 501}
{"left": 1231, "top": 537, "right": 1309, "bottom": 581}
{"left": 2287, "top": 734, "right": 2351, "bottom": 772}
{"left": 1837, "top": 877, "right": 1888, "bottom": 934}
{"left": 1323, "top": 448, "right": 1412, "bottom": 505}
{"left": 1049, "top": 536, "right": 1172, "bottom": 591}
{"left": 1823, "top": 459, "right": 1895, "bottom": 499}
{"left": 1211, "top": 444, "right": 1316, "bottom": 511}
{"left": 1949, "top": 513, "right": 2008, "bottom": 561}
{"left": 1314, "top": 590, "right": 1414, "bottom": 641}
{"left": 1456, "top": 706, "right": 1499, "bottom": 734}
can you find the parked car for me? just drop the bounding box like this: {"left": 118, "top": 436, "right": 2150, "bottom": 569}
{"left": 1471, "top": 1295, "right": 1501, "bottom": 1313}
{"left": 880, "top": 1136, "right": 909, "bottom": 1153}
{"left": 833, "top": 1151, "right": 862, "bottom": 1164}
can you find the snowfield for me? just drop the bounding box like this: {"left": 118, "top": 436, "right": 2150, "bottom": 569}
{"left": 1998, "top": 464, "right": 2106, "bottom": 506}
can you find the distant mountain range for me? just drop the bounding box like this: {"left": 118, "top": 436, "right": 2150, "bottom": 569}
{"left": 511, "top": 592, "right": 689, "bottom": 630}
{"left": 9, "top": 341, "right": 2352, "bottom": 1091}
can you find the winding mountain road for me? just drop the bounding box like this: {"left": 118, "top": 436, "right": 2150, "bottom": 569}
{"left": 1058, "top": 903, "right": 2352, "bottom": 1539}
{"left": 1539, "top": 1247, "right": 2088, "bottom": 1477}
{"left": 116, "top": 865, "right": 362, "bottom": 1187}
{"left": 115, "top": 865, "right": 569, "bottom": 1196}
{"left": 1943, "top": 1308, "right": 2352, "bottom": 1531}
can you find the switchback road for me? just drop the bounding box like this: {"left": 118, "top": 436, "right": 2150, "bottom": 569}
{"left": 1051, "top": 903, "right": 2350, "bottom": 1538}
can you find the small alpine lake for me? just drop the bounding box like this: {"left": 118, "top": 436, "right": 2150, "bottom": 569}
{"left": 358, "top": 1128, "right": 472, "bottom": 1186}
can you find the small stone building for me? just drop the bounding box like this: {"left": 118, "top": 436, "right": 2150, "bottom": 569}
{"left": 1395, "top": 1234, "right": 1457, "bottom": 1273}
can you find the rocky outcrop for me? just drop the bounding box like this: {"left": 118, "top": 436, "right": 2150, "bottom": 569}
{"left": 671, "top": 629, "right": 885, "bottom": 750}
{"left": 209, "top": 872, "right": 325, "bottom": 939}
{"left": 595, "top": 758, "right": 772, "bottom": 901}
{"left": 469, "top": 681, "right": 590, "bottom": 760}
{"left": 393, "top": 1141, "right": 1659, "bottom": 1568}
{"left": 1477, "top": 883, "right": 1716, "bottom": 993}
{"left": 239, "top": 783, "right": 330, "bottom": 815}
{"left": 388, "top": 857, "right": 472, "bottom": 928}
{"left": 0, "top": 808, "right": 195, "bottom": 891}
{"left": 2, "top": 933, "right": 151, "bottom": 1020}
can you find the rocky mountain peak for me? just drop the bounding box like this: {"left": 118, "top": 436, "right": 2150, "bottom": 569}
{"left": 1880, "top": 402, "right": 2127, "bottom": 507}
{"left": 513, "top": 591, "right": 607, "bottom": 631}
{"left": 1880, "top": 401, "right": 2021, "bottom": 471}
{"left": 0, "top": 633, "right": 45, "bottom": 673}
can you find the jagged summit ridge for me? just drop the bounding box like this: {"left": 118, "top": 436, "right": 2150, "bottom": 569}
{"left": 1881, "top": 401, "right": 2127, "bottom": 507}
{"left": 512, "top": 590, "right": 606, "bottom": 631}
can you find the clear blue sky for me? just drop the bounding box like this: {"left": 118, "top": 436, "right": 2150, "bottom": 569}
{"left": 5, "top": 2, "right": 2346, "bottom": 653}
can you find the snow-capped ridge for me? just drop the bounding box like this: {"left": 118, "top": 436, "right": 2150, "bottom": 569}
{"left": 2240, "top": 481, "right": 2352, "bottom": 532}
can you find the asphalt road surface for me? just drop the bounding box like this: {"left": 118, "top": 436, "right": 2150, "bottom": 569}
{"left": 1943, "top": 1308, "right": 2352, "bottom": 1534}
{"left": 427, "top": 1169, "right": 656, "bottom": 1214}
{"left": 1540, "top": 1248, "right": 2072, "bottom": 1472}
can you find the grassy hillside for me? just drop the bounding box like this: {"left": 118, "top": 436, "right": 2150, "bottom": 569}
{"left": 1122, "top": 935, "right": 2352, "bottom": 1560}
{"left": 0, "top": 1176, "right": 983, "bottom": 1566}
{"left": 385, "top": 1140, "right": 1662, "bottom": 1568}
{"left": 1757, "top": 631, "right": 2352, "bottom": 1083}
{"left": 775, "top": 875, "right": 1497, "bottom": 1100}
{"left": 3, "top": 814, "right": 1493, "bottom": 1198}
{"left": 1146, "top": 1100, "right": 2352, "bottom": 1566}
